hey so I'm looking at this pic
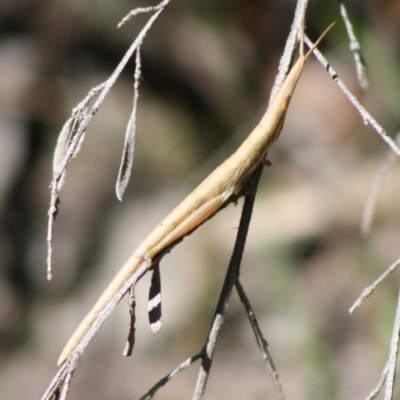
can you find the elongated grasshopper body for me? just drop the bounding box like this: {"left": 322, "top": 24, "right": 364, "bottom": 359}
{"left": 57, "top": 24, "right": 334, "bottom": 366}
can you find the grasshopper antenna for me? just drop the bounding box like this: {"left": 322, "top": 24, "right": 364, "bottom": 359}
{"left": 305, "top": 22, "right": 336, "bottom": 61}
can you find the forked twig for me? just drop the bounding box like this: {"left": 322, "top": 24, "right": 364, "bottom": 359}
{"left": 135, "top": 167, "right": 262, "bottom": 400}
{"left": 192, "top": 1, "right": 311, "bottom": 395}
{"left": 192, "top": 166, "right": 263, "bottom": 400}
{"left": 47, "top": 0, "right": 170, "bottom": 279}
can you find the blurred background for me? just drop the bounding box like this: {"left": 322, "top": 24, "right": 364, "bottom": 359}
{"left": 1, "top": 0, "right": 400, "bottom": 399}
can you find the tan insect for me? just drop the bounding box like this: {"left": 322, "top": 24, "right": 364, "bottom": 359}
{"left": 57, "top": 23, "right": 334, "bottom": 366}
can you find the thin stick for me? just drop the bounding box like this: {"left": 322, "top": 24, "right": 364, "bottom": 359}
{"left": 304, "top": 36, "right": 400, "bottom": 159}
{"left": 123, "top": 286, "right": 136, "bottom": 357}
{"left": 349, "top": 255, "right": 400, "bottom": 314}
{"left": 118, "top": 0, "right": 170, "bottom": 28}
{"left": 339, "top": 0, "right": 368, "bottom": 88}
{"left": 365, "top": 363, "right": 389, "bottom": 400}
{"left": 236, "top": 279, "right": 286, "bottom": 400}
{"left": 116, "top": 44, "right": 142, "bottom": 200}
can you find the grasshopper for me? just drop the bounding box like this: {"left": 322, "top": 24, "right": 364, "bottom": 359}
{"left": 57, "top": 23, "right": 334, "bottom": 366}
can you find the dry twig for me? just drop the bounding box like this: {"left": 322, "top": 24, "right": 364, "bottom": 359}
{"left": 304, "top": 36, "right": 400, "bottom": 159}
{"left": 123, "top": 286, "right": 137, "bottom": 357}
{"left": 116, "top": 45, "right": 143, "bottom": 200}
{"left": 339, "top": 0, "right": 368, "bottom": 88}
{"left": 47, "top": 0, "right": 171, "bottom": 279}
{"left": 349, "top": 255, "right": 400, "bottom": 314}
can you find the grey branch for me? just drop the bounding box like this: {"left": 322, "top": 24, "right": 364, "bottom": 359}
{"left": 118, "top": 0, "right": 171, "bottom": 28}
{"left": 339, "top": 0, "right": 369, "bottom": 88}
{"left": 304, "top": 36, "right": 400, "bottom": 159}
{"left": 365, "top": 363, "right": 389, "bottom": 400}
{"left": 116, "top": 45, "right": 142, "bottom": 200}
{"left": 47, "top": 0, "right": 169, "bottom": 278}
{"left": 349, "top": 255, "right": 400, "bottom": 314}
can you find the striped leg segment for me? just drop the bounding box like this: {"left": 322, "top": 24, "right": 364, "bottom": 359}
{"left": 148, "top": 262, "right": 162, "bottom": 333}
